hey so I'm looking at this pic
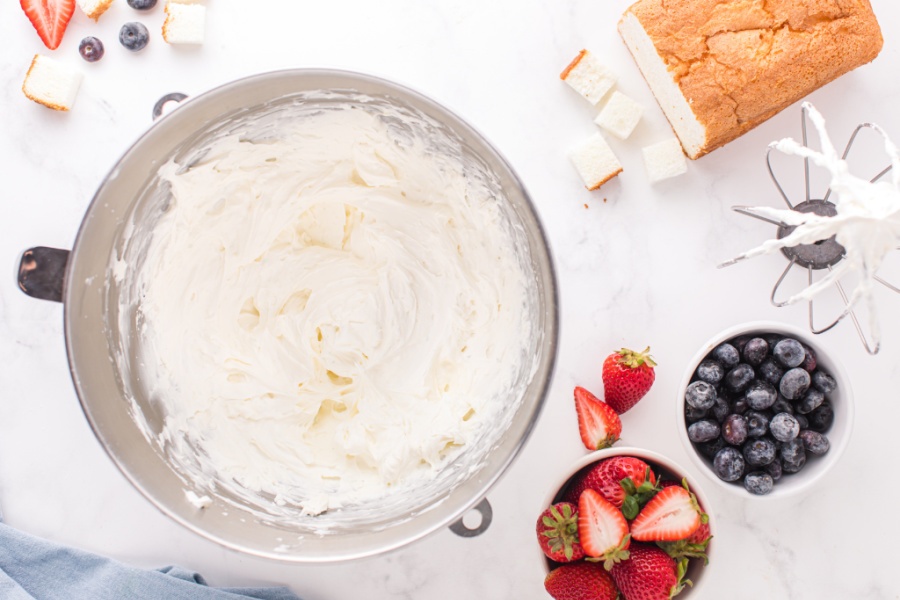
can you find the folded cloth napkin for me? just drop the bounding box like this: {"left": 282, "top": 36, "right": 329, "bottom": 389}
{"left": 0, "top": 521, "right": 301, "bottom": 600}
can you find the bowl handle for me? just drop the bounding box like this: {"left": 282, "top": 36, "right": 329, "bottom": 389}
{"left": 448, "top": 497, "right": 492, "bottom": 538}
{"left": 17, "top": 247, "right": 69, "bottom": 303}
{"left": 152, "top": 92, "right": 189, "bottom": 121}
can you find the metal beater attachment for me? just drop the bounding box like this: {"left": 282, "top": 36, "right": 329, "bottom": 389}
{"left": 722, "top": 104, "right": 900, "bottom": 355}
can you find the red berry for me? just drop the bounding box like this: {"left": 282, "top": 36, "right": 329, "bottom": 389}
{"left": 575, "top": 386, "right": 622, "bottom": 451}
{"left": 537, "top": 502, "right": 585, "bottom": 563}
{"left": 631, "top": 485, "right": 702, "bottom": 542}
{"left": 545, "top": 561, "right": 620, "bottom": 600}
{"left": 578, "top": 489, "right": 631, "bottom": 570}
{"left": 564, "top": 457, "right": 658, "bottom": 520}
{"left": 611, "top": 544, "right": 689, "bottom": 600}
{"left": 602, "top": 347, "right": 656, "bottom": 414}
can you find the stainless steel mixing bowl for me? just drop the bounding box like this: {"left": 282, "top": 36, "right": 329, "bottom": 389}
{"left": 19, "top": 69, "right": 558, "bottom": 561}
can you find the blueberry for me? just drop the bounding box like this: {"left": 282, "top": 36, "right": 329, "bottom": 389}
{"left": 808, "top": 402, "right": 834, "bottom": 432}
{"left": 746, "top": 411, "right": 770, "bottom": 438}
{"left": 771, "top": 397, "right": 794, "bottom": 415}
{"left": 780, "top": 438, "right": 807, "bottom": 473}
{"left": 696, "top": 359, "right": 725, "bottom": 384}
{"left": 712, "top": 343, "right": 740, "bottom": 368}
{"left": 773, "top": 338, "right": 805, "bottom": 368}
{"left": 799, "top": 430, "right": 830, "bottom": 455}
{"left": 801, "top": 345, "right": 817, "bottom": 371}
{"left": 758, "top": 358, "right": 785, "bottom": 386}
{"left": 127, "top": 0, "right": 157, "bottom": 8}
{"left": 812, "top": 370, "right": 837, "bottom": 394}
{"left": 731, "top": 336, "right": 751, "bottom": 354}
{"left": 743, "top": 438, "right": 777, "bottom": 466}
{"left": 711, "top": 396, "right": 730, "bottom": 423}
{"left": 765, "top": 459, "right": 783, "bottom": 481}
{"left": 688, "top": 419, "right": 721, "bottom": 443}
{"left": 779, "top": 368, "right": 811, "bottom": 400}
{"left": 794, "top": 413, "right": 809, "bottom": 430}
{"left": 685, "top": 381, "right": 717, "bottom": 410}
{"left": 745, "top": 380, "right": 778, "bottom": 410}
{"left": 724, "top": 364, "right": 755, "bottom": 393}
{"left": 78, "top": 36, "right": 104, "bottom": 62}
{"left": 698, "top": 436, "right": 727, "bottom": 460}
{"left": 769, "top": 412, "right": 800, "bottom": 442}
{"left": 722, "top": 414, "right": 748, "bottom": 446}
{"left": 796, "top": 388, "right": 825, "bottom": 415}
{"left": 742, "top": 337, "right": 769, "bottom": 366}
{"left": 743, "top": 471, "right": 775, "bottom": 495}
{"left": 713, "top": 447, "right": 745, "bottom": 482}
{"left": 730, "top": 396, "right": 749, "bottom": 415}
{"left": 119, "top": 22, "right": 149, "bottom": 51}
{"left": 684, "top": 403, "right": 709, "bottom": 423}
{"left": 763, "top": 333, "right": 783, "bottom": 349}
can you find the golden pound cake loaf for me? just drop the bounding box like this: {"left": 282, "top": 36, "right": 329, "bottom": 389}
{"left": 618, "top": 0, "right": 883, "bottom": 159}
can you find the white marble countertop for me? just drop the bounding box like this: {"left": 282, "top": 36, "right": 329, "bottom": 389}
{"left": 2, "top": 1, "right": 900, "bottom": 598}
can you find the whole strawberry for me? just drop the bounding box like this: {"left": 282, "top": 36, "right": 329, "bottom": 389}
{"left": 602, "top": 347, "right": 657, "bottom": 414}
{"left": 575, "top": 386, "right": 622, "bottom": 451}
{"left": 611, "top": 543, "right": 689, "bottom": 600}
{"left": 537, "top": 502, "right": 585, "bottom": 563}
{"left": 544, "top": 561, "right": 620, "bottom": 600}
{"left": 564, "top": 456, "right": 659, "bottom": 520}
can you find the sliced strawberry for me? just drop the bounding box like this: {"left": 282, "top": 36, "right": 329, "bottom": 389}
{"left": 656, "top": 480, "right": 712, "bottom": 563}
{"left": 565, "top": 456, "right": 659, "bottom": 520}
{"left": 536, "top": 502, "right": 585, "bottom": 563}
{"left": 631, "top": 483, "right": 704, "bottom": 543}
{"left": 577, "top": 489, "right": 631, "bottom": 570}
{"left": 575, "top": 386, "right": 622, "bottom": 450}
{"left": 21, "top": 0, "right": 75, "bottom": 50}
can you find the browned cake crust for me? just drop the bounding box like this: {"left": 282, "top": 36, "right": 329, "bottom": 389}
{"left": 624, "top": 0, "right": 883, "bottom": 156}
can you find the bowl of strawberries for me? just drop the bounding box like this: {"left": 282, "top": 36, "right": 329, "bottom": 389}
{"left": 538, "top": 447, "right": 714, "bottom": 600}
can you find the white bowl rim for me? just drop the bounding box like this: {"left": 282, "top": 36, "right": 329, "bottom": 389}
{"left": 538, "top": 446, "right": 715, "bottom": 598}
{"left": 676, "top": 320, "right": 855, "bottom": 499}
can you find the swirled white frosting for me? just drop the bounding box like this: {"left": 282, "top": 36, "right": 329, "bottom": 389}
{"left": 132, "top": 105, "right": 531, "bottom": 516}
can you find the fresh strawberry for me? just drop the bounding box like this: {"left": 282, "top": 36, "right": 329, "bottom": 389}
{"left": 685, "top": 520, "right": 711, "bottom": 545}
{"left": 631, "top": 482, "right": 703, "bottom": 543}
{"left": 544, "top": 561, "right": 620, "bottom": 600}
{"left": 20, "top": 0, "right": 75, "bottom": 50}
{"left": 578, "top": 489, "right": 631, "bottom": 570}
{"left": 565, "top": 457, "right": 658, "bottom": 520}
{"left": 611, "top": 544, "right": 690, "bottom": 600}
{"left": 602, "top": 347, "right": 657, "bottom": 414}
{"left": 537, "top": 502, "right": 585, "bottom": 563}
{"left": 655, "top": 481, "right": 712, "bottom": 563}
{"left": 575, "top": 386, "right": 622, "bottom": 451}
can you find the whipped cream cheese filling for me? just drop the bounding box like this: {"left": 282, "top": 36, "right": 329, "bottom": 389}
{"left": 131, "top": 105, "right": 532, "bottom": 516}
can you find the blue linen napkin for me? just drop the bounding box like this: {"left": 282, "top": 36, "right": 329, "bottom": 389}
{"left": 0, "top": 521, "right": 301, "bottom": 600}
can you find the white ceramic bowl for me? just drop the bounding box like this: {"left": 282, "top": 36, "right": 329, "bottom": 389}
{"left": 677, "top": 321, "right": 854, "bottom": 499}
{"left": 539, "top": 447, "right": 715, "bottom": 598}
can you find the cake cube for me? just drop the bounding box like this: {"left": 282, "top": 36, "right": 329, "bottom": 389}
{"left": 162, "top": 1, "right": 206, "bottom": 44}
{"left": 560, "top": 50, "right": 617, "bottom": 105}
{"left": 22, "top": 55, "right": 83, "bottom": 111}
{"left": 76, "top": 0, "right": 113, "bottom": 20}
{"left": 570, "top": 133, "right": 623, "bottom": 190}
{"left": 642, "top": 138, "right": 688, "bottom": 183}
{"left": 595, "top": 91, "right": 643, "bottom": 140}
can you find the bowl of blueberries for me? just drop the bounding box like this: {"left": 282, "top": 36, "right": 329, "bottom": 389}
{"left": 677, "top": 321, "right": 853, "bottom": 497}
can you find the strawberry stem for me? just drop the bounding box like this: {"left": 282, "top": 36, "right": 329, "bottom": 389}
{"left": 617, "top": 347, "right": 657, "bottom": 369}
